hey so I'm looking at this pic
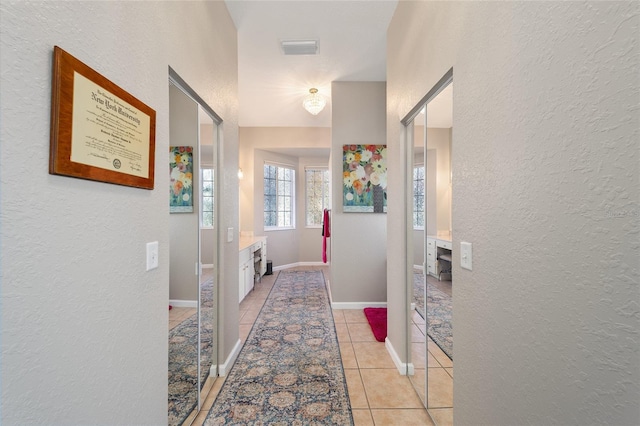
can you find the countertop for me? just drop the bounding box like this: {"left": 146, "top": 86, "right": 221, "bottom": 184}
{"left": 427, "top": 232, "right": 452, "bottom": 243}
{"left": 239, "top": 235, "right": 267, "bottom": 252}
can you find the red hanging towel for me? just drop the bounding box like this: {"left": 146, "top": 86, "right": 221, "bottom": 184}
{"left": 322, "top": 209, "right": 330, "bottom": 263}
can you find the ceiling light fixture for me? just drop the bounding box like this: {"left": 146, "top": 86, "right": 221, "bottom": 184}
{"left": 303, "top": 88, "right": 326, "bottom": 115}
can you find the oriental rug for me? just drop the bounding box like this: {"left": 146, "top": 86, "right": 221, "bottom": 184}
{"left": 168, "top": 278, "right": 215, "bottom": 425}
{"left": 168, "top": 310, "right": 198, "bottom": 425}
{"left": 204, "top": 270, "right": 353, "bottom": 425}
{"left": 413, "top": 272, "right": 453, "bottom": 360}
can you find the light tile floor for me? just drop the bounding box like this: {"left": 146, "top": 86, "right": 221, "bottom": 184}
{"left": 187, "top": 266, "right": 450, "bottom": 425}
{"left": 410, "top": 310, "right": 454, "bottom": 425}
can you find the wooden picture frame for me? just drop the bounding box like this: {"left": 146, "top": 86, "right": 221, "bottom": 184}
{"left": 49, "top": 46, "right": 156, "bottom": 189}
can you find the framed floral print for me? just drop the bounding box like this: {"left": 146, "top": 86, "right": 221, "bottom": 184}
{"left": 169, "top": 146, "right": 193, "bottom": 213}
{"left": 343, "top": 144, "right": 387, "bottom": 213}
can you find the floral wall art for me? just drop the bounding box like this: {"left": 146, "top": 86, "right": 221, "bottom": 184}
{"left": 169, "top": 146, "right": 194, "bottom": 213}
{"left": 343, "top": 144, "right": 387, "bottom": 213}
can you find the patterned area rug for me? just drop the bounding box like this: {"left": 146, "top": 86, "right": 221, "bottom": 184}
{"left": 168, "top": 311, "right": 198, "bottom": 425}
{"left": 204, "top": 270, "right": 353, "bottom": 425}
{"left": 413, "top": 273, "right": 453, "bottom": 360}
{"left": 168, "top": 278, "right": 215, "bottom": 425}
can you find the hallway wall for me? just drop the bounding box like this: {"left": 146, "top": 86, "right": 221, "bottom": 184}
{"left": 387, "top": 1, "right": 639, "bottom": 425}
{"left": 0, "top": 2, "right": 238, "bottom": 424}
{"left": 331, "top": 81, "right": 387, "bottom": 304}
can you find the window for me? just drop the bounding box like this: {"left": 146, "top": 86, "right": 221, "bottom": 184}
{"left": 305, "top": 168, "right": 330, "bottom": 226}
{"left": 202, "top": 168, "right": 214, "bottom": 227}
{"left": 264, "top": 163, "right": 295, "bottom": 229}
{"left": 413, "top": 165, "right": 425, "bottom": 229}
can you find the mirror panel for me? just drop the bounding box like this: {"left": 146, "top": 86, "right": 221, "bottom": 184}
{"left": 409, "top": 114, "right": 427, "bottom": 404}
{"left": 197, "top": 105, "right": 218, "bottom": 405}
{"left": 425, "top": 83, "right": 453, "bottom": 418}
{"left": 168, "top": 76, "right": 221, "bottom": 425}
{"left": 407, "top": 77, "right": 453, "bottom": 425}
{"left": 168, "top": 82, "right": 200, "bottom": 426}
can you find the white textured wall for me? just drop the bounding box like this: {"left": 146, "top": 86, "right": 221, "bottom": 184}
{"left": 0, "top": 1, "right": 238, "bottom": 424}
{"left": 388, "top": 1, "right": 639, "bottom": 424}
{"left": 331, "top": 82, "right": 387, "bottom": 303}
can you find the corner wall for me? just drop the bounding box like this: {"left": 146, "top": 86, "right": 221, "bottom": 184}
{"left": 387, "top": 1, "right": 639, "bottom": 424}
{"left": 331, "top": 81, "right": 387, "bottom": 304}
{"left": 0, "top": 1, "right": 238, "bottom": 424}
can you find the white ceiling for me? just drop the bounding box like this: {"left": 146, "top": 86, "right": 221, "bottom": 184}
{"left": 225, "top": 0, "right": 398, "bottom": 128}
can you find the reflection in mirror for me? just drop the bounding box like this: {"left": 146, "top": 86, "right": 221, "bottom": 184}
{"left": 407, "top": 76, "right": 453, "bottom": 424}
{"left": 409, "top": 116, "right": 427, "bottom": 404}
{"left": 167, "top": 75, "right": 220, "bottom": 425}
{"left": 168, "top": 82, "right": 201, "bottom": 425}
{"left": 424, "top": 82, "right": 453, "bottom": 420}
{"left": 197, "top": 105, "right": 218, "bottom": 407}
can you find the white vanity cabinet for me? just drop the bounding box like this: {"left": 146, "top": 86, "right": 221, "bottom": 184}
{"left": 427, "top": 234, "right": 452, "bottom": 280}
{"left": 259, "top": 240, "right": 267, "bottom": 276}
{"left": 239, "top": 246, "right": 253, "bottom": 301}
{"left": 238, "top": 236, "right": 267, "bottom": 302}
{"left": 426, "top": 237, "right": 437, "bottom": 276}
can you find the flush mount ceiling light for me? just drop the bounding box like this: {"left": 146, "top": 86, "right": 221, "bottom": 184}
{"left": 302, "top": 88, "right": 326, "bottom": 115}
{"left": 281, "top": 40, "right": 318, "bottom": 55}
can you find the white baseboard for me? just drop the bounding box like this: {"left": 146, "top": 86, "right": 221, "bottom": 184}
{"left": 202, "top": 264, "right": 214, "bottom": 269}
{"left": 386, "top": 337, "right": 414, "bottom": 376}
{"left": 169, "top": 299, "right": 197, "bottom": 308}
{"left": 273, "top": 261, "right": 330, "bottom": 271}
{"left": 218, "top": 338, "right": 242, "bottom": 377}
{"left": 331, "top": 302, "right": 387, "bottom": 310}
{"left": 413, "top": 264, "right": 424, "bottom": 272}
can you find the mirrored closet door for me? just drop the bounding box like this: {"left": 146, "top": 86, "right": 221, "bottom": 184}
{"left": 168, "top": 71, "right": 221, "bottom": 425}
{"left": 197, "top": 103, "right": 218, "bottom": 413}
{"left": 405, "top": 70, "right": 454, "bottom": 425}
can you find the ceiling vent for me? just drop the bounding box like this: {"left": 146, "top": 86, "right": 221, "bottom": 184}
{"left": 281, "top": 40, "right": 318, "bottom": 55}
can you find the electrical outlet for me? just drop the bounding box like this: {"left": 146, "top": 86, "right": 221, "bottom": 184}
{"left": 227, "top": 227, "right": 234, "bottom": 243}
{"left": 146, "top": 241, "right": 159, "bottom": 271}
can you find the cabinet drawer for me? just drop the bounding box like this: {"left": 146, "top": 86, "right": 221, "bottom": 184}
{"left": 427, "top": 238, "right": 436, "bottom": 248}
{"left": 439, "top": 240, "right": 452, "bottom": 250}
{"left": 239, "top": 247, "right": 251, "bottom": 264}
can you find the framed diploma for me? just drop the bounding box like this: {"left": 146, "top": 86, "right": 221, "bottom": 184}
{"left": 49, "top": 46, "right": 156, "bottom": 189}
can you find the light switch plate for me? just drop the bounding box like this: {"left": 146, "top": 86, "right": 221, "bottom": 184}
{"left": 461, "top": 241, "right": 472, "bottom": 270}
{"left": 227, "top": 227, "right": 234, "bottom": 243}
{"left": 146, "top": 241, "right": 159, "bottom": 271}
